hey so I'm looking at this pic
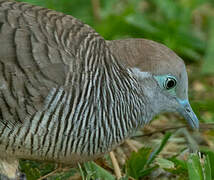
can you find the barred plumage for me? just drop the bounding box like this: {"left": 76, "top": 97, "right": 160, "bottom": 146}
{"left": 0, "top": 0, "right": 199, "bottom": 178}
{"left": 0, "top": 0, "right": 147, "bottom": 165}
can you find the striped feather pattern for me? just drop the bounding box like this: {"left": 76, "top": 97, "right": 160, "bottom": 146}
{"left": 0, "top": 0, "right": 149, "bottom": 164}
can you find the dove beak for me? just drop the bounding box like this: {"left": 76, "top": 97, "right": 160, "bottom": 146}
{"left": 177, "top": 99, "right": 199, "bottom": 129}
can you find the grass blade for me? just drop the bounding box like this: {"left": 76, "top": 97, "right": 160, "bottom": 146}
{"left": 147, "top": 132, "right": 172, "bottom": 165}
{"left": 187, "top": 154, "right": 204, "bottom": 180}
{"left": 204, "top": 154, "right": 212, "bottom": 180}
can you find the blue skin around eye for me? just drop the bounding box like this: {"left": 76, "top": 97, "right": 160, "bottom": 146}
{"left": 154, "top": 75, "right": 177, "bottom": 94}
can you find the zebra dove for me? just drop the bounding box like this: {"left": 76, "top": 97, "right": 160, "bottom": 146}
{"left": 0, "top": 0, "right": 199, "bottom": 178}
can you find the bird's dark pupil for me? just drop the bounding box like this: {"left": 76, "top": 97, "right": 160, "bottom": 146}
{"left": 166, "top": 79, "right": 176, "bottom": 89}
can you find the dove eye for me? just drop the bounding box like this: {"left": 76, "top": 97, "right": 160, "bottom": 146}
{"left": 164, "top": 77, "right": 177, "bottom": 90}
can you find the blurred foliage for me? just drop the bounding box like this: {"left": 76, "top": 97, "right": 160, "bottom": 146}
{"left": 19, "top": 160, "right": 78, "bottom": 180}
{"left": 186, "top": 152, "right": 214, "bottom": 180}
{"left": 126, "top": 133, "right": 171, "bottom": 179}
{"left": 202, "top": 19, "right": 214, "bottom": 74}
{"left": 15, "top": 0, "right": 214, "bottom": 179}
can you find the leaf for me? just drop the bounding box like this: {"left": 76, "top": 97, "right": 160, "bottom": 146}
{"left": 202, "top": 150, "right": 214, "bottom": 179}
{"left": 19, "top": 160, "right": 56, "bottom": 180}
{"left": 156, "top": 158, "right": 175, "bottom": 169}
{"left": 147, "top": 132, "right": 172, "bottom": 165}
{"left": 83, "top": 161, "right": 115, "bottom": 180}
{"left": 168, "top": 156, "right": 188, "bottom": 170}
{"left": 166, "top": 157, "right": 188, "bottom": 176}
{"left": 78, "top": 163, "right": 85, "bottom": 180}
{"left": 187, "top": 154, "right": 204, "bottom": 180}
{"left": 204, "top": 154, "right": 212, "bottom": 180}
{"left": 126, "top": 147, "right": 152, "bottom": 179}
{"left": 140, "top": 165, "right": 158, "bottom": 177}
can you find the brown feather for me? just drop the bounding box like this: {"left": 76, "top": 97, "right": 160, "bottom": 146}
{"left": 107, "top": 38, "right": 189, "bottom": 99}
{"left": 107, "top": 39, "right": 185, "bottom": 76}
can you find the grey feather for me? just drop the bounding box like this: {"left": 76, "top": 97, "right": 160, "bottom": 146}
{"left": 0, "top": 0, "right": 144, "bottom": 165}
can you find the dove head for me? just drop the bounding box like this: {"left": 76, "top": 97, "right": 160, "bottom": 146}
{"left": 108, "top": 38, "right": 199, "bottom": 129}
